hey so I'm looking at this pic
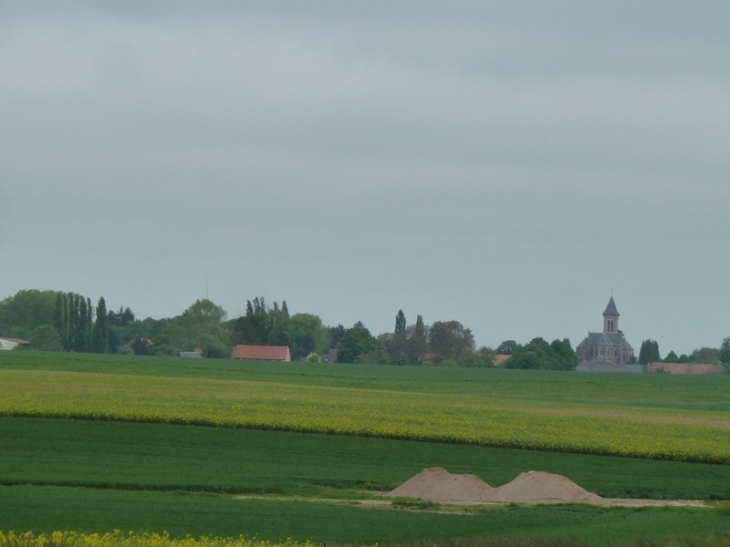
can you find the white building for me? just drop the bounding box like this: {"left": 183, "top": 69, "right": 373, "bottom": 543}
{"left": 0, "top": 337, "right": 30, "bottom": 350}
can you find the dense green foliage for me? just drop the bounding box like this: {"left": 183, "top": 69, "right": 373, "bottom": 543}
{"left": 0, "top": 289, "right": 57, "bottom": 339}
{"left": 639, "top": 340, "right": 661, "bottom": 364}
{"left": 504, "top": 338, "right": 578, "bottom": 370}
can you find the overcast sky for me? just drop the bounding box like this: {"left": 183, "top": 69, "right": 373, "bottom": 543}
{"left": 2, "top": 1, "right": 729, "bottom": 355}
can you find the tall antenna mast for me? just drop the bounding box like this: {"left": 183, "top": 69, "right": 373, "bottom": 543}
{"left": 205, "top": 276, "right": 209, "bottom": 300}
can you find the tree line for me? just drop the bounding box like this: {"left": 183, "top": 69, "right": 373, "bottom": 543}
{"left": 3, "top": 289, "right": 728, "bottom": 369}
{"left": 0, "top": 289, "right": 495, "bottom": 366}
{"left": 638, "top": 338, "right": 730, "bottom": 366}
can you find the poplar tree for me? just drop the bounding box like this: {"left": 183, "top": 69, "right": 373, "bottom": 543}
{"left": 93, "top": 297, "right": 109, "bottom": 353}
{"left": 66, "top": 292, "right": 76, "bottom": 350}
{"left": 78, "top": 297, "right": 88, "bottom": 352}
{"left": 395, "top": 310, "right": 406, "bottom": 335}
{"left": 86, "top": 297, "right": 93, "bottom": 351}
{"left": 53, "top": 293, "right": 63, "bottom": 336}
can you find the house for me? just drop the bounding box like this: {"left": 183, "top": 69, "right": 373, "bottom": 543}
{"left": 231, "top": 345, "right": 291, "bottom": 362}
{"left": 0, "top": 337, "right": 31, "bottom": 350}
{"left": 575, "top": 297, "right": 635, "bottom": 365}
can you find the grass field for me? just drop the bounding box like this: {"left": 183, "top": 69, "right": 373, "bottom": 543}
{"left": 3, "top": 351, "right": 730, "bottom": 546}
{"left": 4, "top": 485, "right": 730, "bottom": 546}
{"left": 3, "top": 416, "right": 730, "bottom": 500}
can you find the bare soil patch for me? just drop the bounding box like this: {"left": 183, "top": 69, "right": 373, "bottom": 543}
{"left": 385, "top": 467, "right": 494, "bottom": 502}
{"left": 384, "top": 467, "right": 709, "bottom": 508}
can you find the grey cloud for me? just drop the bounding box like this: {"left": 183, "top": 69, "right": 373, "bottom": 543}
{"left": 2, "top": 2, "right": 729, "bottom": 353}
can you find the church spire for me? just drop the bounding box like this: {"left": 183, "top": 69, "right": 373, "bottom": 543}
{"left": 603, "top": 297, "right": 619, "bottom": 333}
{"left": 603, "top": 296, "right": 619, "bottom": 317}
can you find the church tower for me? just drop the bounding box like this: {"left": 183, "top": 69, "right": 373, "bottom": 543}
{"left": 603, "top": 297, "right": 619, "bottom": 333}
{"left": 576, "top": 295, "right": 635, "bottom": 365}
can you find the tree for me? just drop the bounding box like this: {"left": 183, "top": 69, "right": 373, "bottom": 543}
{"left": 638, "top": 339, "right": 660, "bottom": 364}
{"left": 508, "top": 350, "right": 541, "bottom": 370}
{"left": 268, "top": 300, "right": 291, "bottom": 346}
{"left": 108, "top": 307, "right": 135, "bottom": 327}
{"left": 29, "top": 324, "right": 63, "bottom": 351}
{"left": 407, "top": 315, "right": 428, "bottom": 364}
{"left": 505, "top": 338, "right": 577, "bottom": 370}
{"left": 77, "top": 297, "right": 88, "bottom": 352}
{"left": 0, "top": 289, "right": 57, "bottom": 337}
{"left": 394, "top": 310, "right": 406, "bottom": 335}
{"left": 130, "top": 336, "right": 150, "bottom": 355}
{"left": 497, "top": 340, "right": 521, "bottom": 355}
{"left": 328, "top": 324, "right": 346, "bottom": 349}
{"left": 92, "top": 297, "right": 109, "bottom": 353}
{"left": 550, "top": 338, "right": 578, "bottom": 370}
{"left": 719, "top": 337, "right": 730, "bottom": 365}
{"left": 181, "top": 299, "right": 229, "bottom": 358}
{"left": 428, "top": 320, "right": 475, "bottom": 363}
{"left": 461, "top": 346, "right": 497, "bottom": 368}
{"left": 287, "top": 313, "right": 330, "bottom": 361}
{"left": 689, "top": 347, "right": 720, "bottom": 364}
{"left": 664, "top": 350, "right": 679, "bottom": 363}
{"left": 230, "top": 297, "right": 290, "bottom": 346}
{"left": 149, "top": 333, "right": 178, "bottom": 356}
{"left": 337, "top": 324, "right": 381, "bottom": 363}
{"left": 53, "top": 293, "right": 63, "bottom": 338}
{"left": 304, "top": 352, "right": 321, "bottom": 363}
{"left": 66, "top": 293, "right": 78, "bottom": 350}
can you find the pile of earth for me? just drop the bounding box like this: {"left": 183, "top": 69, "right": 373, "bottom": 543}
{"left": 384, "top": 467, "right": 603, "bottom": 505}
{"left": 385, "top": 467, "right": 495, "bottom": 502}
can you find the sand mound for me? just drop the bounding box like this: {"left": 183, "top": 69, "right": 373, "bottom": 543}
{"left": 387, "top": 468, "right": 604, "bottom": 505}
{"left": 486, "top": 471, "right": 604, "bottom": 504}
{"left": 384, "top": 467, "right": 494, "bottom": 502}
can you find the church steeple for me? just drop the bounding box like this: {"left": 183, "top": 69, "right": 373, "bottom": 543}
{"left": 603, "top": 297, "right": 619, "bottom": 333}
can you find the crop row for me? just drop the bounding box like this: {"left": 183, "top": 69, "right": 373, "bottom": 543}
{"left": 2, "top": 370, "right": 730, "bottom": 464}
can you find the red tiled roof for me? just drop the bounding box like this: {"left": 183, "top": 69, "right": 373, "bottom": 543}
{"left": 492, "top": 354, "right": 511, "bottom": 367}
{"left": 232, "top": 345, "right": 290, "bottom": 361}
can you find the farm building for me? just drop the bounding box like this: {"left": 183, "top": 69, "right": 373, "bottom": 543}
{"left": 576, "top": 297, "right": 636, "bottom": 368}
{"left": 232, "top": 344, "right": 291, "bottom": 362}
{"left": 647, "top": 362, "right": 724, "bottom": 375}
{"left": 0, "top": 337, "right": 30, "bottom": 350}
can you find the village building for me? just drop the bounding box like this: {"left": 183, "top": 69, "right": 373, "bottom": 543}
{"left": 231, "top": 344, "right": 291, "bottom": 362}
{"left": 0, "top": 337, "right": 30, "bottom": 350}
{"left": 576, "top": 297, "right": 635, "bottom": 365}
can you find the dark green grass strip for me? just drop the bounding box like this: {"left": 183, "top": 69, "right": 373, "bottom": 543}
{"left": 3, "top": 351, "right": 730, "bottom": 411}
{"left": 1, "top": 485, "right": 728, "bottom": 547}
{"left": 3, "top": 416, "right": 730, "bottom": 500}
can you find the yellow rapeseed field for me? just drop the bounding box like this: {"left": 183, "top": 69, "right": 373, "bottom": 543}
{"left": 0, "top": 531, "right": 317, "bottom": 547}
{"left": 1, "top": 369, "right": 729, "bottom": 464}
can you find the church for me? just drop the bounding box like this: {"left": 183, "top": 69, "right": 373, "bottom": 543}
{"left": 575, "top": 297, "right": 635, "bottom": 364}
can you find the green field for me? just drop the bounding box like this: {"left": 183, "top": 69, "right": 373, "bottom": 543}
{"left": 2, "top": 351, "right": 730, "bottom": 546}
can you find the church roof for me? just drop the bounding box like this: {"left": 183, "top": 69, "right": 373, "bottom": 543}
{"left": 577, "top": 331, "right": 633, "bottom": 351}
{"left": 603, "top": 296, "right": 619, "bottom": 317}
